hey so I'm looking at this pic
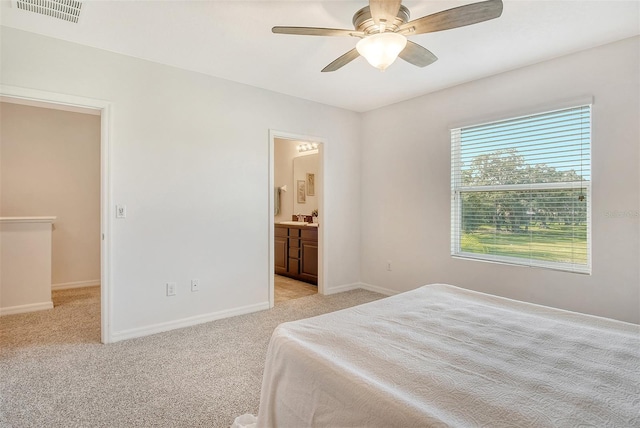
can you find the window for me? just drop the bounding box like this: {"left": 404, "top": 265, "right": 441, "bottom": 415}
{"left": 451, "top": 105, "right": 591, "bottom": 273}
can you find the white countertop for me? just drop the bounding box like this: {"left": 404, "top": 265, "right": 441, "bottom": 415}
{"left": 0, "top": 217, "right": 57, "bottom": 224}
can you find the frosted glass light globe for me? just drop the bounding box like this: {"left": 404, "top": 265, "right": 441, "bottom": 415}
{"left": 356, "top": 32, "right": 407, "bottom": 71}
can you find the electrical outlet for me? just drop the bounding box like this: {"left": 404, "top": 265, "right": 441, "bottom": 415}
{"left": 191, "top": 278, "right": 200, "bottom": 292}
{"left": 166, "top": 282, "right": 176, "bottom": 296}
{"left": 386, "top": 260, "right": 392, "bottom": 271}
{"left": 116, "top": 205, "right": 127, "bottom": 219}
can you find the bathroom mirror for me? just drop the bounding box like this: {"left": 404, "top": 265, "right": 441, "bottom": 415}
{"left": 293, "top": 153, "right": 319, "bottom": 216}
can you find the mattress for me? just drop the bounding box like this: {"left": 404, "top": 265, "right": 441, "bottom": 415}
{"left": 256, "top": 284, "right": 640, "bottom": 427}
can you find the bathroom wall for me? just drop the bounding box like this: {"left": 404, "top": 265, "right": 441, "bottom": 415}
{"left": 274, "top": 139, "right": 320, "bottom": 222}
{"left": 293, "top": 153, "right": 319, "bottom": 217}
{"left": 274, "top": 138, "right": 298, "bottom": 223}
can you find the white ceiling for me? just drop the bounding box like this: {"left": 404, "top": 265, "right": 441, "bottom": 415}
{"left": 1, "top": 0, "right": 639, "bottom": 112}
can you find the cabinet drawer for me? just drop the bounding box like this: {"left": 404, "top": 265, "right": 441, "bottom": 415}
{"left": 301, "top": 229, "right": 317, "bottom": 240}
{"left": 288, "top": 228, "right": 301, "bottom": 237}
{"left": 275, "top": 226, "right": 288, "bottom": 237}
{"left": 288, "top": 247, "right": 300, "bottom": 258}
{"left": 289, "top": 238, "right": 300, "bottom": 248}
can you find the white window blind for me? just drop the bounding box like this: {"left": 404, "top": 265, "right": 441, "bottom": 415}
{"left": 451, "top": 105, "right": 591, "bottom": 273}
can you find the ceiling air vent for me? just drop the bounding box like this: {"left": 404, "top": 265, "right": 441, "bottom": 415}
{"left": 14, "top": 0, "right": 83, "bottom": 23}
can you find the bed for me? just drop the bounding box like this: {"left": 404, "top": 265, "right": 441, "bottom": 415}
{"left": 255, "top": 284, "right": 639, "bottom": 427}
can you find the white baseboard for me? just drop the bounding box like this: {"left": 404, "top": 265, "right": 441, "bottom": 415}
{"left": 0, "top": 301, "right": 53, "bottom": 316}
{"left": 109, "top": 285, "right": 399, "bottom": 342}
{"left": 324, "top": 282, "right": 399, "bottom": 297}
{"left": 52, "top": 280, "right": 100, "bottom": 290}
{"left": 357, "top": 282, "right": 399, "bottom": 296}
{"left": 323, "top": 282, "right": 363, "bottom": 295}
{"left": 109, "top": 301, "right": 270, "bottom": 343}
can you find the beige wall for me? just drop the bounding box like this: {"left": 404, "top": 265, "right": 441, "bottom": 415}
{"left": 0, "top": 102, "right": 100, "bottom": 287}
{"left": 274, "top": 138, "right": 320, "bottom": 222}
{"left": 274, "top": 138, "right": 298, "bottom": 223}
{"left": 293, "top": 153, "right": 319, "bottom": 217}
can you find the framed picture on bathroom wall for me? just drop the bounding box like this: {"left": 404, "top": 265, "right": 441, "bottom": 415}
{"left": 307, "top": 173, "right": 315, "bottom": 196}
{"left": 297, "top": 180, "right": 306, "bottom": 203}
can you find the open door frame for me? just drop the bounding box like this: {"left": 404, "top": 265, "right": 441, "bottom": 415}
{"left": 268, "top": 130, "right": 326, "bottom": 308}
{"left": 1, "top": 85, "right": 113, "bottom": 343}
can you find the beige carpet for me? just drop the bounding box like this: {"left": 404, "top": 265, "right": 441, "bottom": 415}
{"left": 0, "top": 286, "right": 382, "bottom": 427}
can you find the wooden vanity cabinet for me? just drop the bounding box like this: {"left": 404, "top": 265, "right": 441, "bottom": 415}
{"left": 299, "top": 229, "right": 318, "bottom": 284}
{"left": 274, "top": 224, "right": 318, "bottom": 285}
{"left": 274, "top": 226, "right": 288, "bottom": 276}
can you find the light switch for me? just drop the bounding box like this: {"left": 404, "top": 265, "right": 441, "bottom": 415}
{"left": 116, "top": 205, "right": 127, "bottom": 219}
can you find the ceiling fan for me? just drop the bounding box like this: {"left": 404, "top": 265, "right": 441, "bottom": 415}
{"left": 272, "top": 0, "right": 503, "bottom": 72}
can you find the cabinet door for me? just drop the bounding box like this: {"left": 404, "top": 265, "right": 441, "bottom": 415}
{"left": 288, "top": 258, "right": 300, "bottom": 276}
{"left": 274, "top": 236, "right": 287, "bottom": 275}
{"left": 300, "top": 239, "right": 318, "bottom": 284}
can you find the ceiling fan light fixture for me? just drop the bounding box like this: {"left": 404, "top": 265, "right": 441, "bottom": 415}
{"left": 356, "top": 32, "right": 407, "bottom": 71}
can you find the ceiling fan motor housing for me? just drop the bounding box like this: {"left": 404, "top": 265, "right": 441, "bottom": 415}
{"left": 352, "top": 5, "right": 410, "bottom": 34}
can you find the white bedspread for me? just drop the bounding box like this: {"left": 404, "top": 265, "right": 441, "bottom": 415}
{"left": 256, "top": 284, "right": 640, "bottom": 427}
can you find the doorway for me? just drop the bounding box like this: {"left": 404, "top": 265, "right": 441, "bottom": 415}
{"left": 0, "top": 86, "right": 111, "bottom": 343}
{"left": 269, "top": 131, "right": 326, "bottom": 307}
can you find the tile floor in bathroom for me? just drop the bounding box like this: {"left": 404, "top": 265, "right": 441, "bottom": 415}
{"left": 274, "top": 274, "right": 317, "bottom": 303}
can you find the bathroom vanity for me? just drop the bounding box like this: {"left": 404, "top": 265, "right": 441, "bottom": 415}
{"left": 275, "top": 223, "right": 318, "bottom": 285}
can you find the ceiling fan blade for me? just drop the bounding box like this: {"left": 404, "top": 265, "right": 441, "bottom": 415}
{"left": 272, "top": 26, "right": 363, "bottom": 37}
{"left": 399, "top": 41, "right": 438, "bottom": 68}
{"left": 321, "top": 48, "right": 361, "bottom": 72}
{"left": 369, "top": 0, "right": 402, "bottom": 27}
{"left": 399, "top": 0, "right": 503, "bottom": 35}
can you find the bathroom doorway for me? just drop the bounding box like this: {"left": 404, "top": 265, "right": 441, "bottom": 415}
{"left": 269, "top": 131, "right": 325, "bottom": 307}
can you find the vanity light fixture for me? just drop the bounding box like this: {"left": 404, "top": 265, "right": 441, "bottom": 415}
{"left": 297, "top": 142, "right": 319, "bottom": 153}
